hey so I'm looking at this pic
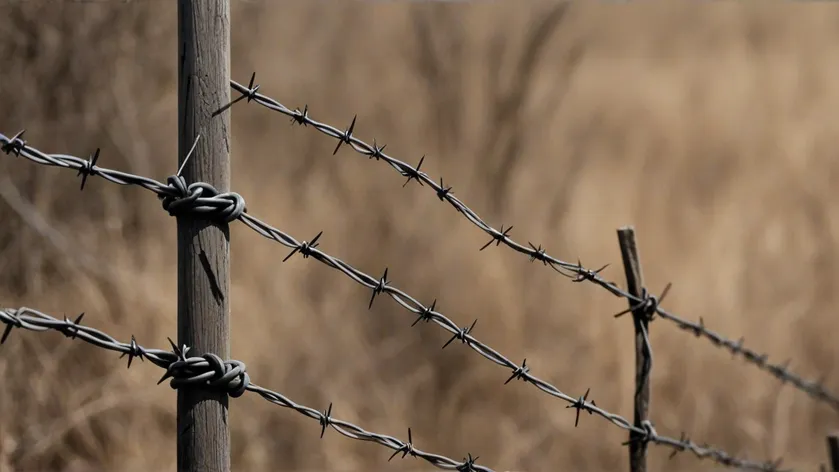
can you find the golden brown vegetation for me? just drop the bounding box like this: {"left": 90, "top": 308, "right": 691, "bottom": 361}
{"left": 1, "top": 2, "right": 838, "bottom": 471}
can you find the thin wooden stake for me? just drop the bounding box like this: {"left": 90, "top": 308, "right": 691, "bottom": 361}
{"left": 827, "top": 433, "right": 839, "bottom": 472}
{"left": 177, "top": 1, "right": 231, "bottom": 471}
{"left": 617, "top": 226, "right": 651, "bottom": 472}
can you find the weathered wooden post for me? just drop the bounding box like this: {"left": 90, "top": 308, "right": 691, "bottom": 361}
{"left": 177, "top": 1, "right": 231, "bottom": 470}
{"left": 617, "top": 226, "right": 651, "bottom": 472}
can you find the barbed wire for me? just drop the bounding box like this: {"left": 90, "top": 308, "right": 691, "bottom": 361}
{"left": 0, "top": 131, "right": 787, "bottom": 471}
{"left": 222, "top": 75, "right": 839, "bottom": 415}
{"left": 0, "top": 306, "right": 493, "bottom": 471}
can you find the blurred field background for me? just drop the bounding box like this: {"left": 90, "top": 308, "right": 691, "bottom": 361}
{"left": 1, "top": 1, "right": 839, "bottom": 471}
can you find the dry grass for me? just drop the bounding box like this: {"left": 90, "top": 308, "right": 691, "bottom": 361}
{"left": 1, "top": 2, "right": 838, "bottom": 471}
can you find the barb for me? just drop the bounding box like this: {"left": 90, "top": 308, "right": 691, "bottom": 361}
{"left": 0, "top": 306, "right": 492, "bottom": 472}
{"left": 0, "top": 133, "right": 786, "bottom": 471}
{"left": 220, "top": 77, "right": 839, "bottom": 414}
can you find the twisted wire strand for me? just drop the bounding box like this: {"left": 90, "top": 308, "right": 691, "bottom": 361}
{"left": 0, "top": 132, "right": 786, "bottom": 471}
{"left": 0, "top": 306, "right": 493, "bottom": 472}
{"left": 223, "top": 76, "right": 839, "bottom": 414}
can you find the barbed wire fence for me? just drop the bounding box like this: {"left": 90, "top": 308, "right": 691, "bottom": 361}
{"left": 0, "top": 75, "right": 832, "bottom": 469}
{"left": 0, "top": 32, "right": 838, "bottom": 472}
{"left": 0, "top": 127, "right": 788, "bottom": 470}
{"left": 224, "top": 76, "right": 839, "bottom": 414}
{"left": 0, "top": 306, "right": 493, "bottom": 471}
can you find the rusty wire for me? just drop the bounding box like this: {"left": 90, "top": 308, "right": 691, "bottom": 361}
{"left": 0, "top": 131, "right": 789, "bottom": 471}
{"left": 0, "top": 306, "right": 493, "bottom": 472}
{"left": 222, "top": 74, "right": 839, "bottom": 415}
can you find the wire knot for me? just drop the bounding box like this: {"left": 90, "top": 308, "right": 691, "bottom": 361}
{"left": 365, "top": 139, "right": 386, "bottom": 160}
{"left": 569, "top": 259, "right": 610, "bottom": 284}
{"left": 640, "top": 419, "right": 658, "bottom": 442}
{"left": 1, "top": 130, "right": 27, "bottom": 156}
{"left": 400, "top": 156, "right": 426, "bottom": 188}
{"left": 333, "top": 116, "right": 357, "bottom": 155}
{"left": 319, "top": 402, "right": 333, "bottom": 438}
{"left": 120, "top": 334, "right": 146, "bottom": 369}
{"left": 290, "top": 104, "right": 309, "bottom": 126}
{"left": 161, "top": 175, "right": 246, "bottom": 223}
{"left": 60, "top": 312, "right": 86, "bottom": 340}
{"left": 158, "top": 343, "right": 249, "bottom": 398}
{"left": 242, "top": 72, "right": 260, "bottom": 102}
{"left": 456, "top": 453, "right": 479, "bottom": 472}
{"left": 436, "top": 177, "right": 452, "bottom": 201}
{"left": 442, "top": 319, "right": 477, "bottom": 350}
{"left": 623, "top": 420, "right": 658, "bottom": 447}
{"left": 411, "top": 300, "right": 437, "bottom": 327}
{"left": 527, "top": 242, "right": 549, "bottom": 265}
{"left": 283, "top": 231, "right": 323, "bottom": 262}
{"left": 613, "top": 283, "right": 672, "bottom": 322}
{"left": 77, "top": 148, "right": 101, "bottom": 190}
{"left": 0, "top": 308, "right": 25, "bottom": 344}
{"left": 368, "top": 268, "right": 389, "bottom": 310}
{"left": 389, "top": 428, "right": 417, "bottom": 461}
{"left": 505, "top": 359, "right": 530, "bottom": 385}
{"left": 480, "top": 225, "right": 513, "bottom": 251}
{"left": 566, "top": 387, "right": 595, "bottom": 427}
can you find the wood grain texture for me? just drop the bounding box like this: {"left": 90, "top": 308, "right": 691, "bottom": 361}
{"left": 177, "top": 1, "right": 231, "bottom": 471}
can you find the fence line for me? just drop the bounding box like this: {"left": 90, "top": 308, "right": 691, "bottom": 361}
{"left": 0, "top": 306, "right": 492, "bottom": 472}
{"left": 222, "top": 76, "right": 839, "bottom": 414}
{"left": 0, "top": 131, "right": 787, "bottom": 471}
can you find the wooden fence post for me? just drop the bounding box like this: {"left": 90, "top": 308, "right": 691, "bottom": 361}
{"left": 177, "top": 1, "right": 231, "bottom": 471}
{"left": 617, "top": 226, "right": 651, "bottom": 472}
